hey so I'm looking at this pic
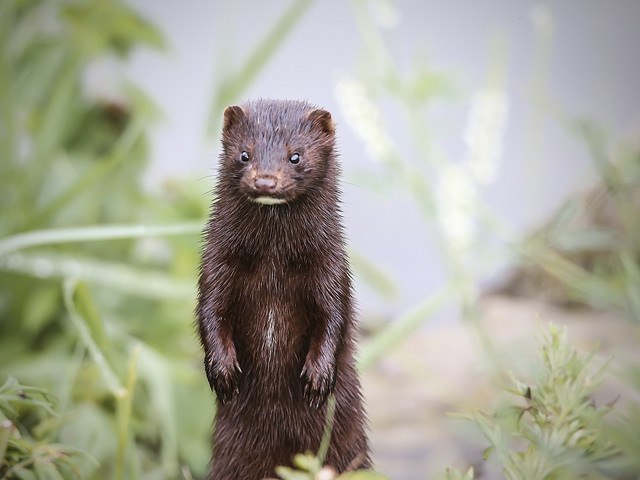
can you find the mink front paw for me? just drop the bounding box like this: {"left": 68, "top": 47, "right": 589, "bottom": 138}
{"left": 205, "top": 353, "right": 242, "bottom": 404}
{"left": 301, "top": 358, "right": 335, "bottom": 409}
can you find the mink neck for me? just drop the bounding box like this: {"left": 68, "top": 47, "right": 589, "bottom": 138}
{"left": 212, "top": 180, "right": 343, "bottom": 260}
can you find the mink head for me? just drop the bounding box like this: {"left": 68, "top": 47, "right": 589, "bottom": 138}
{"left": 219, "top": 99, "right": 337, "bottom": 206}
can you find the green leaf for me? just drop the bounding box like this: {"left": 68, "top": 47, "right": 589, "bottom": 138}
{"left": 442, "top": 467, "right": 475, "bottom": 480}
{"left": 33, "top": 457, "right": 66, "bottom": 480}
{"left": 482, "top": 445, "right": 494, "bottom": 461}
{"left": 291, "top": 452, "right": 321, "bottom": 472}
{"left": 22, "top": 286, "right": 60, "bottom": 334}
{"left": 12, "top": 467, "right": 38, "bottom": 480}
{"left": 72, "top": 283, "right": 109, "bottom": 352}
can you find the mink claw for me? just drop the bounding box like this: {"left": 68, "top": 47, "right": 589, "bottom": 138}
{"left": 304, "top": 382, "right": 329, "bottom": 409}
{"left": 205, "top": 354, "right": 242, "bottom": 404}
{"left": 301, "top": 362, "right": 335, "bottom": 409}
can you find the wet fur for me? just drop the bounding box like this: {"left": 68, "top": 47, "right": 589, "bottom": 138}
{"left": 197, "top": 99, "right": 370, "bottom": 479}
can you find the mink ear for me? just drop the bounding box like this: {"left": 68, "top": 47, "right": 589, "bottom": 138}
{"left": 307, "top": 109, "right": 335, "bottom": 136}
{"left": 222, "top": 105, "right": 246, "bottom": 133}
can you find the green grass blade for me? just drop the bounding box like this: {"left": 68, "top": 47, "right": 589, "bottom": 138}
{"left": 358, "top": 283, "right": 454, "bottom": 370}
{"left": 73, "top": 282, "right": 110, "bottom": 352}
{"left": 206, "top": 0, "right": 315, "bottom": 137}
{"left": 21, "top": 55, "right": 80, "bottom": 208}
{"left": 316, "top": 394, "right": 336, "bottom": 465}
{"left": 0, "top": 2, "right": 16, "bottom": 167}
{"left": 0, "top": 221, "right": 202, "bottom": 256}
{"left": 518, "top": 240, "right": 623, "bottom": 309}
{"left": 620, "top": 251, "right": 640, "bottom": 323}
{"left": 136, "top": 344, "right": 179, "bottom": 476}
{"left": 1, "top": 251, "right": 195, "bottom": 300}
{"left": 115, "top": 344, "right": 140, "bottom": 480}
{"left": 62, "top": 279, "right": 124, "bottom": 397}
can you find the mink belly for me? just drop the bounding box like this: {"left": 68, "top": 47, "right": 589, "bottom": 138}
{"left": 210, "top": 307, "right": 319, "bottom": 480}
{"left": 209, "top": 310, "right": 370, "bottom": 479}
{"left": 210, "top": 360, "right": 370, "bottom": 480}
{"left": 233, "top": 307, "right": 309, "bottom": 397}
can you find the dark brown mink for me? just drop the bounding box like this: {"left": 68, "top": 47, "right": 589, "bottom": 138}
{"left": 196, "top": 99, "right": 370, "bottom": 479}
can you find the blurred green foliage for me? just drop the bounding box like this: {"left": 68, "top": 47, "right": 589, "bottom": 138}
{"left": 443, "top": 466, "right": 475, "bottom": 480}
{"left": 444, "top": 324, "right": 640, "bottom": 480}
{"left": 509, "top": 123, "right": 640, "bottom": 319}
{"left": 0, "top": 377, "right": 92, "bottom": 479}
{"left": 0, "top": 0, "right": 212, "bottom": 478}
{"left": 340, "top": 3, "right": 640, "bottom": 479}
{"left": 273, "top": 452, "right": 388, "bottom": 480}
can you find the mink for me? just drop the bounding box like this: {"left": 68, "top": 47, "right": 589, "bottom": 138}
{"left": 196, "top": 99, "right": 371, "bottom": 479}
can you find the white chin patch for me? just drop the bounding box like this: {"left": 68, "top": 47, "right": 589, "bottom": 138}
{"left": 252, "top": 196, "right": 287, "bottom": 205}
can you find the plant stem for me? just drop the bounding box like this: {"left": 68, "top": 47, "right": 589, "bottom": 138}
{"left": 316, "top": 394, "right": 336, "bottom": 465}
{"left": 358, "top": 283, "right": 454, "bottom": 371}
{"left": 0, "top": 221, "right": 203, "bottom": 256}
{"left": 62, "top": 279, "right": 124, "bottom": 397}
{"left": 0, "top": 418, "right": 13, "bottom": 471}
{"left": 115, "top": 344, "right": 141, "bottom": 480}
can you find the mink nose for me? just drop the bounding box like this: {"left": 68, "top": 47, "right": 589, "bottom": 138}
{"left": 254, "top": 176, "right": 278, "bottom": 194}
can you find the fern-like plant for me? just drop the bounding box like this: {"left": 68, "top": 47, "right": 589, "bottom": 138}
{"left": 0, "top": 377, "right": 92, "bottom": 479}
{"left": 448, "top": 324, "right": 620, "bottom": 480}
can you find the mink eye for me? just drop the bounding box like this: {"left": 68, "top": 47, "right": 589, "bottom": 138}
{"left": 240, "top": 151, "right": 250, "bottom": 162}
{"left": 289, "top": 153, "right": 300, "bottom": 164}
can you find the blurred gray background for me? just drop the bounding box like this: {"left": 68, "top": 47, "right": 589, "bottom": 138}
{"left": 119, "top": 0, "right": 640, "bottom": 321}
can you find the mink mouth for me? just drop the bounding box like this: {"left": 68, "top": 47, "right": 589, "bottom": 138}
{"left": 250, "top": 195, "right": 288, "bottom": 205}
{"left": 244, "top": 188, "right": 290, "bottom": 205}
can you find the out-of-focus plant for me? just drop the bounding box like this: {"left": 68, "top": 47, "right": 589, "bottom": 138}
{"left": 0, "top": 0, "right": 214, "bottom": 478}
{"left": 510, "top": 126, "right": 640, "bottom": 320}
{"left": 339, "top": 1, "right": 640, "bottom": 478}
{"left": 499, "top": 125, "right": 640, "bottom": 479}
{"left": 606, "top": 363, "right": 640, "bottom": 476}
{"left": 273, "top": 452, "right": 388, "bottom": 480}
{"left": 339, "top": 0, "right": 509, "bottom": 363}
{"left": 447, "top": 325, "right": 621, "bottom": 479}
{"left": 0, "top": 377, "right": 92, "bottom": 479}
{"left": 340, "top": 0, "right": 640, "bottom": 335}
{"left": 442, "top": 466, "right": 475, "bottom": 480}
